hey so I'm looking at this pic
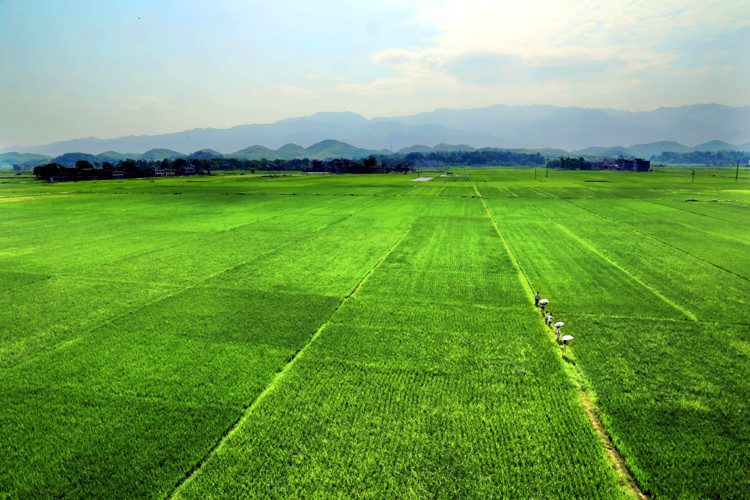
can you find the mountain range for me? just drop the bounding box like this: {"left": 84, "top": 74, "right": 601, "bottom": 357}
{"left": 3, "top": 138, "right": 748, "bottom": 170}
{"left": 2, "top": 104, "right": 748, "bottom": 159}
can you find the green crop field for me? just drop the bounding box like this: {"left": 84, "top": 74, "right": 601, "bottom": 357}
{"left": 0, "top": 168, "right": 748, "bottom": 499}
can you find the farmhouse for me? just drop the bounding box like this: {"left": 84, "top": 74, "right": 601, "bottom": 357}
{"left": 549, "top": 157, "right": 651, "bottom": 171}
{"left": 615, "top": 158, "right": 651, "bottom": 171}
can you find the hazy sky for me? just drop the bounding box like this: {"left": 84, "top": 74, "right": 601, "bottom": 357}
{"left": 1, "top": 0, "right": 748, "bottom": 149}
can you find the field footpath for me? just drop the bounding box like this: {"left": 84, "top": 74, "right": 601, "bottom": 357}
{"left": 476, "top": 188, "right": 649, "bottom": 500}
{"left": 167, "top": 220, "right": 417, "bottom": 500}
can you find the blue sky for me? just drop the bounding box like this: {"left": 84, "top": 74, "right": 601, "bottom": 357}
{"left": 1, "top": 0, "right": 748, "bottom": 148}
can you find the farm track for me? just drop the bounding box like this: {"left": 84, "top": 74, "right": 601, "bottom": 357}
{"left": 563, "top": 199, "right": 750, "bottom": 282}
{"left": 1, "top": 213, "right": 357, "bottom": 372}
{"left": 166, "top": 219, "right": 417, "bottom": 500}
{"left": 476, "top": 187, "right": 649, "bottom": 500}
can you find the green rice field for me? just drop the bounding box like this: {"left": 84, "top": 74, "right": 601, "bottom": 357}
{"left": 1, "top": 168, "right": 748, "bottom": 499}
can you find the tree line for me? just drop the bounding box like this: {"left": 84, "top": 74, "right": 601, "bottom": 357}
{"left": 651, "top": 150, "right": 749, "bottom": 165}
{"left": 403, "top": 150, "right": 545, "bottom": 166}
{"left": 33, "top": 149, "right": 549, "bottom": 181}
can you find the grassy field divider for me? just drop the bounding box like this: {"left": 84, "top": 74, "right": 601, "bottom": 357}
{"left": 477, "top": 191, "right": 648, "bottom": 500}
{"left": 167, "top": 221, "right": 416, "bottom": 500}
{"left": 555, "top": 222, "right": 698, "bottom": 322}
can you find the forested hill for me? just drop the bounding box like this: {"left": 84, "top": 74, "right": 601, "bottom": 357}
{"left": 651, "top": 150, "right": 749, "bottom": 165}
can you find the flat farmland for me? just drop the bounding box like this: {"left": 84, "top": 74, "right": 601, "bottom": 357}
{"left": 0, "top": 169, "right": 747, "bottom": 499}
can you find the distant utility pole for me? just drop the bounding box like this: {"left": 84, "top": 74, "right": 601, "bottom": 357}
{"left": 534, "top": 167, "right": 537, "bottom": 180}
{"left": 691, "top": 169, "right": 695, "bottom": 183}
{"left": 736, "top": 160, "right": 740, "bottom": 181}
{"left": 546, "top": 163, "right": 549, "bottom": 178}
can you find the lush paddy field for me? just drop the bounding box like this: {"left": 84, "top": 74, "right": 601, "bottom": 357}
{"left": 0, "top": 169, "right": 747, "bottom": 499}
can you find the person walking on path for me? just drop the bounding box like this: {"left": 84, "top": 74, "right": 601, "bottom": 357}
{"left": 547, "top": 312, "right": 553, "bottom": 328}
{"left": 534, "top": 292, "right": 540, "bottom": 307}
{"left": 556, "top": 325, "right": 562, "bottom": 340}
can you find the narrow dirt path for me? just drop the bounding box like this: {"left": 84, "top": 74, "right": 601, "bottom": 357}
{"left": 476, "top": 189, "right": 649, "bottom": 500}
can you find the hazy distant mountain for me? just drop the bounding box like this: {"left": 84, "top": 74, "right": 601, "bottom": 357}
{"left": 5, "top": 137, "right": 750, "bottom": 169}
{"left": 573, "top": 145, "right": 636, "bottom": 157}
{"left": 627, "top": 141, "right": 691, "bottom": 157}
{"left": 397, "top": 145, "right": 434, "bottom": 154}
{"left": 0, "top": 152, "right": 51, "bottom": 168}
{"left": 606, "top": 104, "right": 749, "bottom": 146}
{"left": 2, "top": 104, "right": 747, "bottom": 157}
{"left": 691, "top": 140, "right": 746, "bottom": 152}
{"left": 392, "top": 103, "right": 749, "bottom": 150}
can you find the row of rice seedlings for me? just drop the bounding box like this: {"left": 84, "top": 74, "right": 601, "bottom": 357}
{"left": 77, "top": 197, "right": 382, "bottom": 286}
{"left": 0, "top": 191, "right": 418, "bottom": 498}
{"left": 546, "top": 213, "right": 748, "bottom": 323}
{"left": 483, "top": 190, "right": 749, "bottom": 499}
{"left": 176, "top": 319, "right": 625, "bottom": 499}
{"left": 438, "top": 186, "right": 477, "bottom": 198}
{"left": 657, "top": 199, "right": 749, "bottom": 223}
{"left": 400, "top": 185, "right": 446, "bottom": 197}
{"left": 0, "top": 286, "right": 343, "bottom": 499}
{"left": 0, "top": 277, "right": 175, "bottom": 368}
{"left": 498, "top": 219, "right": 683, "bottom": 319}
{"left": 568, "top": 317, "right": 750, "bottom": 499}
{"left": 359, "top": 269, "right": 527, "bottom": 307}
{"left": 571, "top": 199, "right": 750, "bottom": 279}
{"left": 174, "top": 211, "right": 625, "bottom": 499}
{"left": 207, "top": 214, "right": 419, "bottom": 297}
{"left": 0, "top": 384, "right": 235, "bottom": 500}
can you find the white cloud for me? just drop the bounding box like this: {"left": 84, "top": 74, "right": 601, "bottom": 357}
{"left": 120, "top": 93, "right": 170, "bottom": 112}
{"left": 272, "top": 84, "right": 318, "bottom": 99}
{"left": 343, "top": 0, "right": 750, "bottom": 109}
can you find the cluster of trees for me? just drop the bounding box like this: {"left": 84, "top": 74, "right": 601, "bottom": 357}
{"left": 33, "top": 155, "right": 411, "bottom": 181}
{"left": 308, "top": 156, "right": 411, "bottom": 173}
{"left": 33, "top": 159, "right": 203, "bottom": 181}
{"left": 403, "top": 150, "right": 545, "bottom": 166}
{"left": 651, "top": 150, "right": 749, "bottom": 165}
{"left": 546, "top": 157, "right": 589, "bottom": 170}
{"left": 33, "top": 148, "right": 551, "bottom": 182}
{"left": 546, "top": 157, "right": 651, "bottom": 171}
{"left": 203, "top": 156, "right": 409, "bottom": 173}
